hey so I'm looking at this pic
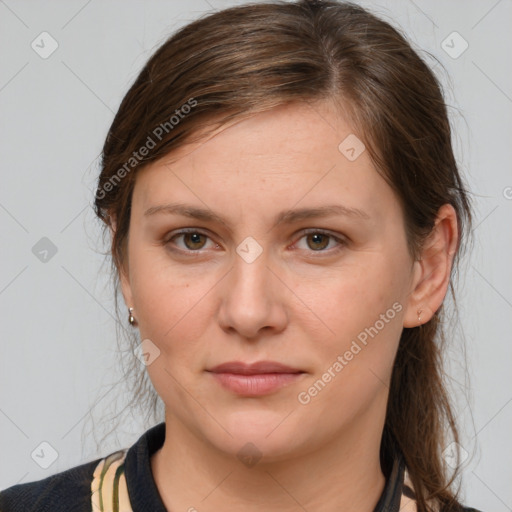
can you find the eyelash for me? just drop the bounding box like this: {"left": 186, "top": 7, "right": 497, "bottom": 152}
{"left": 164, "top": 228, "right": 347, "bottom": 257}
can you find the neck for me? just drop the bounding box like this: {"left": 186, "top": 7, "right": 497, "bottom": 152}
{"left": 151, "top": 403, "right": 388, "bottom": 512}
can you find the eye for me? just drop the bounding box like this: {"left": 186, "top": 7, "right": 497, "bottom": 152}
{"left": 293, "top": 229, "right": 346, "bottom": 254}
{"left": 164, "top": 228, "right": 346, "bottom": 256}
{"left": 165, "top": 229, "right": 217, "bottom": 252}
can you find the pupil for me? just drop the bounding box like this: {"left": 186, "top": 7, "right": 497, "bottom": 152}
{"left": 187, "top": 233, "right": 203, "bottom": 249}
{"left": 310, "top": 233, "right": 327, "bottom": 250}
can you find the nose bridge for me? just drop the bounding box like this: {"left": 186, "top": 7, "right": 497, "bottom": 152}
{"left": 230, "top": 243, "right": 273, "bottom": 314}
{"left": 232, "top": 244, "right": 270, "bottom": 299}
{"left": 217, "top": 239, "right": 287, "bottom": 337}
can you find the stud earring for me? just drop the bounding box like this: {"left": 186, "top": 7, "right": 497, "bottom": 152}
{"left": 128, "top": 307, "right": 137, "bottom": 326}
{"left": 417, "top": 308, "right": 423, "bottom": 324}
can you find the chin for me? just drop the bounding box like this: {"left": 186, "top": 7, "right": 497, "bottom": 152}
{"left": 206, "top": 410, "right": 309, "bottom": 463}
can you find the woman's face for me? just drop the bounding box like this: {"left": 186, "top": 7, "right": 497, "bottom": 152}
{"left": 120, "top": 101, "right": 421, "bottom": 462}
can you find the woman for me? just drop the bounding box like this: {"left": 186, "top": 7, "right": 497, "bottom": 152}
{"left": 0, "top": 1, "right": 483, "bottom": 511}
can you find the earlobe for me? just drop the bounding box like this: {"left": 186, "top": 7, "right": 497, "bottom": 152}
{"left": 403, "top": 302, "right": 433, "bottom": 328}
{"left": 403, "top": 204, "right": 458, "bottom": 328}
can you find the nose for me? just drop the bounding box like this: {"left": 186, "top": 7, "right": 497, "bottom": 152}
{"left": 217, "top": 246, "right": 288, "bottom": 340}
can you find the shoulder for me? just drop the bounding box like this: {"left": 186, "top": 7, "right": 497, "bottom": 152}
{"left": 0, "top": 424, "right": 164, "bottom": 512}
{"left": 0, "top": 454, "right": 106, "bottom": 512}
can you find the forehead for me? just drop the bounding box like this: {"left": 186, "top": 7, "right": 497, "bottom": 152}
{"left": 132, "top": 101, "right": 400, "bottom": 227}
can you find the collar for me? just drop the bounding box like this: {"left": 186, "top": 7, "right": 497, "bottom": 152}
{"left": 91, "top": 422, "right": 419, "bottom": 511}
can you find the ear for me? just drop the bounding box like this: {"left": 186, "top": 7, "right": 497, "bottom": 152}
{"left": 403, "top": 204, "right": 459, "bottom": 328}
{"left": 109, "top": 215, "right": 134, "bottom": 310}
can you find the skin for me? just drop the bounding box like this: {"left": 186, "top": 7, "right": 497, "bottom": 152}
{"left": 116, "top": 100, "right": 458, "bottom": 512}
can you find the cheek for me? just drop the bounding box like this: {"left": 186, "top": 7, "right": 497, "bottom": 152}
{"left": 131, "top": 266, "right": 215, "bottom": 407}
{"left": 295, "top": 254, "right": 406, "bottom": 394}
{"left": 293, "top": 265, "right": 405, "bottom": 423}
{"left": 298, "top": 257, "right": 404, "bottom": 338}
{"left": 135, "top": 277, "right": 208, "bottom": 345}
{"left": 128, "top": 246, "right": 218, "bottom": 363}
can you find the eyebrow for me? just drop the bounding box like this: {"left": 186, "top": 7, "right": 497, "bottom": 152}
{"left": 143, "top": 202, "right": 370, "bottom": 228}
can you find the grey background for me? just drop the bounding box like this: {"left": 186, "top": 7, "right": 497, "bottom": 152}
{"left": 1, "top": 0, "right": 511, "bottom": 510}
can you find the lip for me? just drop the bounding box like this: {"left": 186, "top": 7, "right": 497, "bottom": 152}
{"left": 208, "top": 360, "right": 303, "bottom": 375}
{"left": 207, "top": 361, "right": 305, "bottom": 396}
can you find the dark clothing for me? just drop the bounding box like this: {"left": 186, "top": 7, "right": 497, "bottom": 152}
{"left": 0, "top": 422, "right": 484, "bottom": 512}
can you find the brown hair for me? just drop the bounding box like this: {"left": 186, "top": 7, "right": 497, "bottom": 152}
{"left": 93, "top": 1, "right": 473, "bottom": 510}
